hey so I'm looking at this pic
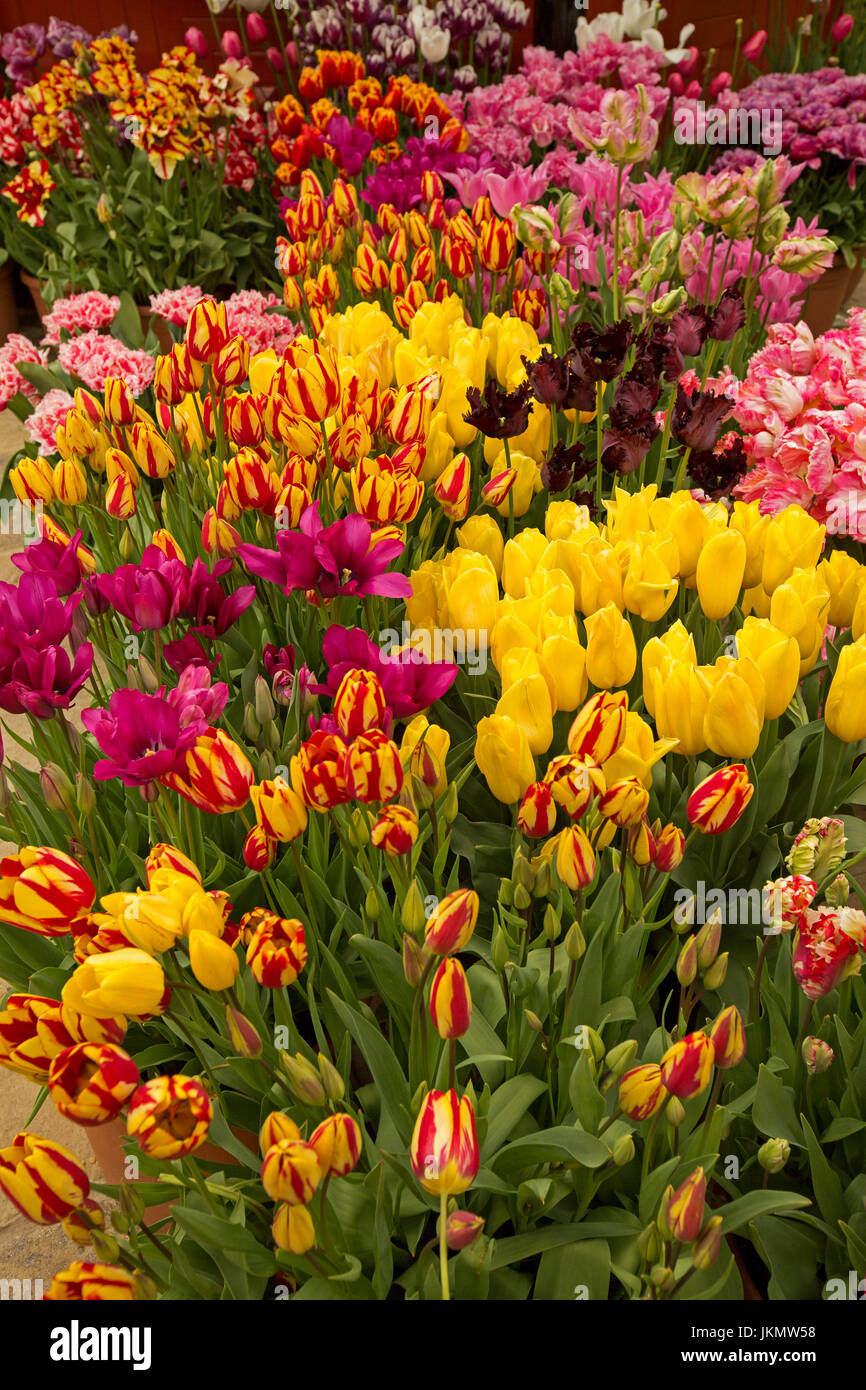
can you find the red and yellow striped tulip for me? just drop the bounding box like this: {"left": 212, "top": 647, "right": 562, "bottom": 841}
{"left": 291, "top": 732, "right": 350, "bottom": 810}
{"left": 259, "top": 1112, "right": 302, "bottom": 1155}
{"left": 126, "top": 1075, "right": 212, "bottom": 1158}
{"left": 261, "top": 1138, "right": 321, "bottom": 1204}
{"left": 333, "top": 668, "right": 387, "bottom": 740}
{"left": 103, "top": 375, "right": 136, "bottom": 426}
{"left": 285, "top": 347, "right": 341, "bottom": 422}
{"left": 244, "top": 910, "right": 308, "bottom": 988}
{"left": 309, "top": 1114, "right": 362, "bottom": 1178}
{"left": 410, "top": 1089, "right": 479, "bottom": 1196}
{"left": 708, "top": 1005, "right": 747, "bottom": 1069}
{"left": 61, "top": 1197, "right": 105, "bottom": 1247}
{"left": 653, "top": 823, "right": 685, "bottom": 872}
{"left": 45, "top": 1260, "right": 139, "bottom": 1300}
{"left": 555, "top": 825, "right": 596, "bottom": 890}
{"left": 343, "top": 730, "right": 404, "bottom": 803}
{"left": 687, "top": 764, "right": 754, "bottom": 835}
{"left": 243, "top": 825, "right": 277, "bottom": 871}
{"left": 185, "top": 297, "right": 229, "bottom": 364}
{"left": 424, "top": 889, "right": 479, "bottom": 956}
{"left": 598, "top": 776, "right": 650, "bottom": 828}
{"left": 567, "top": 692, "right": 628, "bottom": 764}
{"left": 618, "top": 1063, "right": 667, "bottom": 1121}
{"left": 249, "top": 777, "right": 308, "bottom": 842}
{"left": 544, "top": 755, "right": 605, "bottom": 819}
{"left": 660, "top": 1031, "right": 715, "bottom": 1099}
{"left": 0, "top": 1133, "right": 89, "bottom": 1224}
{"left": 433, "top": 452, "right": 471, "bottom": 521}
{"left": 665, "top": 1166, "right": 706, "bottom": 1243}
{"left": 47, "top": 1042, "right": 140, "bottom": 1126}
{"left": 517, "top": 781, "right": 557, "bottom": 838}
{"left": 429, "top": 958, "right": 472, "bottom": 1039}
{"left": 0, "top": 846, "right": 95, "bottom": 937}
{"left": 161, "top": 729, "right": 255, "bottom": 814}
{"left": 370, "top": 803, "right": 419, "bottom": 856}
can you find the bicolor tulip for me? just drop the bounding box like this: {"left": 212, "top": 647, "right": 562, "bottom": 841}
{"left": 127, "top": 1075, "right": 212, "bottom": 1158}
{"left": 665, "top": 1166, "right": 706, "bottom": 1243}
{"left": 424, "top": 890, "right": 479, "bottom": 956}
{"left": 261, "top": 1138, "right": 321, "bottom": 1204}
{"left": 309, "top": 1114, "right": 362, "bottom": 1178}
{"left": 517, "top": 781, "right": 557, "bottom": 837}
{"left": 660, "top": 1031, "right": 715, "bottom": 1099}
{"left": 250, "top": 777, "right": 309, "bottom": 842}
{"left": 343, "top": 731, "right": 404, "bottom": 803}
{"left": 244, "top": 910, "right": 308, "bottom": 987}
{"left": 0, "top": 1133, "right": 89, "bottom": 1224}
{"left": 273, "top": 1203, "right": 316, "bottom": 1254}
{"left": 567, "top": 691, "right": 628, "bottom": 763}
{"left": 47, "top": 1043, "right": 139, "bottom": 1126}
{"left": 259, "top": 1112, "right": 302, "bottom": 1155}
{"left": 410, "top": 1089, "right": 479, "bottom": 1196}
{"left": 708, "top": 1006, "right": 746, "bottom": 1069}
{"left": 555, "top": 825, "right": 596, "bottom": 890}
{"left": 371, "top": 804, "right": 419, "bottom": 856}
{"left": 429, "top": 958, "right": 472, "bottom": 1039}
{"left": 618, "top": 1063, "right": 667, "bottom": 1120}
{"left": 0, "top": 847, "right": 95, "bottom": 938}
{"left": 44, "top": 1260, "right": 139, "bottom": 1300}
{"left": 687, "top": 764, "right": 753, "bottom": 835}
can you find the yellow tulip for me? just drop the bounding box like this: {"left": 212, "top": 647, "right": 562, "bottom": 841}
{"left": 695, "top": 528, "right": 747, "bottom": 621}
{"left": 825, "top": 639, "right": 866, "bottom": 741}
{"left": 601, "top": 711, "right": 679, "bottom": 788}
{"left": 650, "top": 663, "right": 710, "bottom": 757}
{"left": 491, "top": 614, "right": 539, "bottom": 671}
{"left": 456, "top": 514, "right": 504, "bottom": 578}
{"left": 496, "top": 673, "right": 554, "bottom": 756}
{"left": 651, "top": 492, "right": 711, "bottom": 578}
{"left": 622, "top": 541, "right": 678, "bottom": 622}
{"left": 249, "top": 349, "right": 279, "bottom": 395}
{"left": 641, "top": 622, "right": 697, "bottom": 717}
{"left": 735, "top": 617, "right": 800, "bottom": 719}
{"left": 761, "top": 506, "right": 825, "bottom": 595}
{"left": 492, "top": 451, "right": 542, "bottom": 519}
{"left": 578, "top": 537, "right": 624, "bottom": 614}
{"left": 500, "top": 647, "right": 556, "bottom": 709}
{"left": 443, "top": 551, "right": 500, "bottom": 637}
{"left": 820, "top": 550, "right": 861, "bottom": 630}
{"left": 540, "top": 632, "right": 588, "bottom": 712}
{"left": 769, "top": 568, "right": 830, "bottom": 660}
{"left": 475, "top": 714, "right": 536, "bottom": 804}
{"left": 584, "top": 603, "right": 637, "bottom": 689}
{"left": 501, "top": 529, "right": 550, "bottom": 598}
{"left": 545, "top": 501, "right": 597, "bottom": 542}
{"left": 730, "top": 500, "right": 771, "bottom": 589}
{"left": 604, "top": 485, "right": 657, "bottom": 543}
{"left": 703, "top": 657, "right": 765, "bottom": 759}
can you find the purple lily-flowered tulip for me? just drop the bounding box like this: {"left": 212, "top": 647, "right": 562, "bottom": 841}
{"left": 12, "top": 528, "right": 87, "bottom": 597}
{"left": 181, "top": 559, "right": 256, "bottom": 638}
{"left": 81, "top": 688, "right": 204, "bottom": 787}
{"left": 166, "top": 664, "right": 229, "bottom": 729}
{"left": 0, "top": 643, "right": 93, "bottom": 718}
{"left": 0, "top": 573, "right": 82, "bottom": 651}
{"left": 313, "top": 625, "right": 457, "bottom": 718}
{"left": 95, "top": 546, "right": 189, "bottom": 632}
{"left": 239, "top": 502, "right": 412, "bottom": 602}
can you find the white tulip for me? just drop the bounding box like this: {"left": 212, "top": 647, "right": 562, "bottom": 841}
{"left": 420, "top": 24, "right": 451, "bottom": 63}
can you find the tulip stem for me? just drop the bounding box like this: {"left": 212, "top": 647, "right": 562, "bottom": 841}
{"left": 749, "top": 934, "right": 773, "bottom": 1024}
{"left": 698, "top": 1069, "right": 724, "bottom": 1152}
{"left": 640, "top": 1110, "right": 662, "bottom": 1189}
{"left": 439, "top": 1192, "right": 450, "bottom": 1301}
{"left": 448, "top": 1038, "right": 456, "bottom": 1090}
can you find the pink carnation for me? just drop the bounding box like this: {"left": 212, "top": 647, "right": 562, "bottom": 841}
{"left": 41, "top": 291, "right": 120, "bottom": 346}
{"left": 0, "top": 333, "right": 45, "bottom": 410}
{"left": 57, "top": 332, "right": 155, "bottom": 395}
{"left": 149, "top": 285, "right": 206, "bottom": 326}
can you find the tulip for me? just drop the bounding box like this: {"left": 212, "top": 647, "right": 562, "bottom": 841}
{"left": 475, "top": 714, "right": 536, "bottom": 805}
{"left": 622, "top": 542, "right": 678, "bottom": 622}
{"left": 769, "top": 568, "right": 830, "bottom": 665}
{"left": 832, "top": 12, "right": 854, "bottom": 42}
{"left": 0, "top": 995, "right": 76, "bottom": 1082}
{"left": 291, "top": 732, "right": 350, "bottom": 810}
{"left": 424, "top": 890, "right": 479, "bottom": 956}
{"left": 598, "top": 776, "right": 649, "bottom": 827}
{"left": 189, "top": 930, "right": 239, "bottom": 991}
{"left": 653, "top": 823, "right": 685, "bottom": 872}
{"left": 246, "top": 12, "right": 268, "bottom": 42}
{"left": 343, "top": 731, "right": 404, "bottom": 803}
{"left": 429, "top": 958, "right": 472, "bottom": 1040}
{"left": 400, "top": 716, "right": 450, "bottom": 799}
{"left": 162, "top": 730, "right": 255, "bottom": 814}
{"left": 735, "top": 618, "right": 800, "bottom": 719}
{"left": 47, "top": 1043, "right": 140, "bottom": 1126}
{"left": 259, "top": 1112, "right": 301, "bottom": 1155}
{"left": 250, "top": 778, "right": 308, "bottom": 842}
{"left": 540, "top": 631, "right": 588, "bottom": 712}
{"left": 371, "top": 804, "right": 419, "bottom": 856}
{"left": 695, "top": 529, "right": 746, "bottom": 621}
{"left": 792, "top": 906, "right": 861, "bottom": 999}
{"left": 127, "top": 1075, "right": 212, "bottom": 1158}
{"left": 760, "top": 506, "right": 824, "bottom": 594}
{"left": 0, "top": 846, "right": 95, "bottom": 938}
{"left": 665, "top": 1167, "right": 706, "bottom": 1243}
{"left": 62, "top": 1197, "right": 106, "bottom": 1247}
{"left": 221, "top": 29, "right": 243, "bottom": 60}
{"left": 333, "top": 668, "right": 387, "bottom": 740}
{"left": 273, "top": 1203, "right": 315, "bottom": 1254}
{"left": 757, "top": 1138, "right": 791, "bottom": 1173}
{"left": 0, "top": 1133, "right": 90, "bottom": 1224}
{"left": 262, "top": 1138, "right": 321, "bottom": 1205}
{"left": 743, "top": 28, "right": 767, "bottom": 61}
{"left": 555, "top": 825, "right": 596, "bottom": 890}
{"left": 244, "top": 910, "right": 308, "bottom": 987}
{"left": 495, "top": 673, "right": 554, "bottom": 756}
{"left": 104, "top": 376, "right": 135, "bottom": 426}
{"left": 184, "top": 26, "right": 208, "bottom": 57}
{"left": 434, "top": 453, "right": 471, "bottom": 521}
{"left": 410, "top": 1089, "right": 479, "bottom": 1196}
{"left": 618, "top": 1064, "right": 667, "bottom": 1120}
{"left": 660, "top": 1031, "right": 715, "bottom": 1099}
{"left": 583, "top": 603, "right": 637, "bottom": 688}
{"left": 703, "top": 659, "right": 765, "bottom": 759}
{"left": 445, "top": 1210, "right": 485, "bottom": 1250}
{"left": 801, "top": 1037, "right": 834, "bottom": 1074}
{"left": 708, "top": 1005, "right": 746, "bottom": 1069}
{"left": 225, "top": 1005, "right": 262, "bottom": 1059}
{"left": 285, "top": 347, "right": 342, "bottom": 422}
{"left": 627, "top": 818, "right": 655, "bottom": 865}
{"left": 44, "top": 1260, "right": 139, "bottom": 1300}
{"left": 687, "top": 764, "right": 753, "bottom": 835}
{"left": 185, "top": 298, "right": 229, "bottom": 364}
{"left": 517, "top": 781, "right": 557, "bottom": 838}
{"left": 62, "top": 949, "right": 166, "bottom": 1020}
{"left": 457, "top": 515, "right": 504, "bottom": 578}
{"left": 825, "top": 639, "right": 866, "bottom": 741}
{"left": 309, "top": 1114, "right": 362, "bottom": 1178}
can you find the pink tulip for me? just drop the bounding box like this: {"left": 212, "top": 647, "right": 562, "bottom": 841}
{"left": 286, "top": 41, "right": 299, "bottom": 67}
{"left": 685, "top": 80, "right": 701, "bottom": 99}
{"left": 678, "top": 46, "right": 700, "bottom": 78}
{"left": 667, "top": 71, "right": 684, "bottom": 95}
{"left": 742, "top": 29, "right": 767, "bottom": 62}
{"left": 709, "top": 71, "right": 731, "bottom": 98}
{"left": 221, "top": 29, "right": 243, "bottom": 60}
{"left": 832, "top": 12, "right": 854, "bottom": 42}
{"left": 266, "top": 46, "right": 285, "bottom": 71}
{"left": 246, "top": 13, "right": 269, "bottom": 43}
{"left": 184, "top": 26, "right": 208, "bottom": 59}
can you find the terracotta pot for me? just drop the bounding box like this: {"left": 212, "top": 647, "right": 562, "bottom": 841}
{"left": 0, "top": 264, "right": 19, "bottom": 346}
{"left": 845, "top": 244, "right": 866, "bottom": 304}
{"left": 20, "top": 270, "right": 49, "bottom": 322}
{"left": 138, "top": 305, "right": 172, "bottom": 354}
{"left": 88, "top": 1117, "right": 259, "bottom": 1226}
{"left": 800, "top": 256, "right": 851, "bottom": 338}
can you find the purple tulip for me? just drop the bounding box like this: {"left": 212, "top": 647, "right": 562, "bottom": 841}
{"left": 180, "top": 559, "right": 255, "bottom": 638}
{"left": 95, "top": 547, "right": 189, "bottom": 632}
{"left": 246, "top": 13, "right": 269, "bottom": 43}
{"left": 313, "top": 625, "right": 457, "bottom": 719}
{"left": 82, "top": 688, "right": 204, "bottom": 787}
{"left": 742, "top": 30, "right": 767, "bottom": 63}
{"left": 239, "top": 503, "right": 412, "bottom": 602}
{"left": 12, "top": 528, "right": 85, "bottom": 596}
{"left": 166, "top": 664, "right": 228, "bottom": 729}
{"left": 832, "top": 13, "right": 854, "bottom": 43}
{"left": 0, "top": 643, "right": 93, "bottom": 719}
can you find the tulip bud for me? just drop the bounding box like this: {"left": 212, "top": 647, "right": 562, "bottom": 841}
{"left": 676, "top": 935, "right": 698, "bottom": 986}
{"left": 702, "top": 952, "right": 728, "bottom": 990}
{"left": 651, "top": 1264, "right": 675, "bottom": 1293}
{"left": 605, "top": 1040, "right": 638, "bottom": 1075}
{"left": 583, "top": 1027, "right": 606, "bottom": 1064}
{"left": 444, "top": 783, "right": 459, "bottom": 823}
{"left": 611, "top": 1133, "right": 635, "bottom": 1166}
{"left": 512, "top": 849, "right": 535, "bottom": 891}
{"left": 365, "top": 886, "right": 380, "bottom": 921}
{"left": 665, "top": 1095, "right": 686, "bottom": 1126}
{"left": 225, "top": 1005, "right": 263, "bottom": 1058}
{"left": 825, "top": 873, "right": 849, "bottom": 907}
{"left": 757, "top": 1137, "right": 790, "bottom": 1173}
{"left": 638, "top": 1222, "right": 661, "bottom": 1263}
{"left": 91, "top": 1230, "right": 121, "bottom": 1263}
{"left": 543, "top": 904, "right": 561, "bottom": 941}
{"left": 75, "top": 772, "right": 96, "bottom": 817}
{"left": 445, "top": 1209, "right": 485, "bottom": 1250}
{"left": 665, "top": 1166, "right": 706, "bottom": 1243}
{"left": 801, "top": 1036, "right": 834, "bottom": 1074}
{"left": 524, "top": 1010, "right": 544, "bottom": 1034}
{"left": 280, "top": 1052, "right": 326, "bottom": 1105}
{"left": 401, "top": 881, "right": 427, "bottom": 935}
{"left": 693, "top": 1215, "right": 723, "bottom": 1270}
{"left": 317, "top": 1052, "right": 344, "bottom": 1101}
{"left": 695, "top": 913, "right": 722, "bottom": 968}
{"left": 491, "top": 924, "right": 510, "bottom": 970}
{"left": 254, "top": 675, "right": 276, "bottom": 725}
{"left": 709, "top": 1005, "right": 746, "bottom": 1069}
{"left": 347, "top": 807, "right": 370, "bottom": 848}
{"left": 118, "top": 1182, "right": 145, "bottom": 1225}
{"left": 533, "top": 862, "right": 552, "bottom": 898}
{"left": 564, "top": 920, "right": 586, "bottom": 960}
{"left": 498, "top": 879, "right": 514, "bottom": 908}
{"left": 40, "top": 763, "right": 75, "bottom": 815}
{"left": 403, "top": 932, "right": 426, "bottom": 986}
{"left": 513, "top": 883, "right": 532, "bottom": 910}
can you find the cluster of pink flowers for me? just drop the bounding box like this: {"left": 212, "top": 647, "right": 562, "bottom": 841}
{"left": 733, "top": 311, "right": 866, "bottom": 537}
{"left": 23, "top": 387, "right": 74, "bottom": 455}
{"left": 0, "top": 333, "right": 45, "bottom": 410}
{"left": 56, "top": 332, "right": 155, "bottom": 396}
{"left": 446, "top": 40, "right": 669, "bottom": 166}
{"left": 149, "top": 287, "right": 296, "bottom": 356}
{"left": 41, "top": 291, "right": 120, "bottom": 346}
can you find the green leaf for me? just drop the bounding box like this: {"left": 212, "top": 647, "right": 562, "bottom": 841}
{"left": 172, "top": 1207, "right": 277, "bottom": 1276}
{"left": 534, "top": 1239, "right": 610, "bottom": 1301}
{"left": 752, "top": 1065, "right": 805, "bottom": 1148}
{"left": 480, "top": 1075, "right": 547, "bottom": 1161}
{"left": 490, "top": 1218, "right": 639, "bottom": 1270}
{"left": 719, "top": 1189, "right": 811, "bottom": 1234}
{"left": 800, "top": 1115, "right": 846, "bottom": 1230}
{"left": 111, "top": 290, "right": 145, "bottom": 347}
{"left": 492, "top": 1125, "right": 611, "bottom": 1172}
{"left": 327, "top": 992, "right": 412, "bottom": 1144}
